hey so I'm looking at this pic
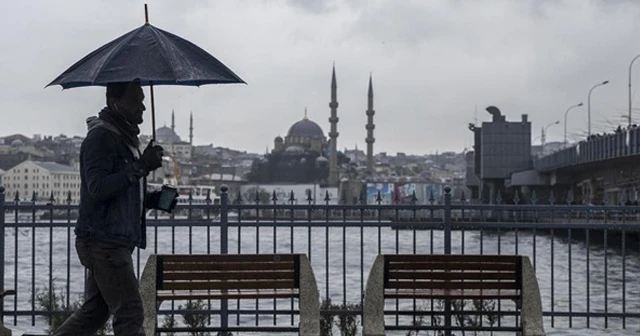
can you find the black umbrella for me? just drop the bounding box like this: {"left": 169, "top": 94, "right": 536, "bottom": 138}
{"left": 47, "top": 4, "right": 245, "bottom": 139}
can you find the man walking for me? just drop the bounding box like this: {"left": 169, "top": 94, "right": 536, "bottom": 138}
{"left": 53, "top": 80, "right": 171, "bottom": 335}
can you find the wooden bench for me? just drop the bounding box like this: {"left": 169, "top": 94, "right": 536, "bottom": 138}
{"left": 0, "top": 290, "right": 15, "bottom": 336}
{"left": 140, "top": 254, "right": 320, "bottom": 335}
{"left": 362, "top": 254, "right": 545, "bottom": 336}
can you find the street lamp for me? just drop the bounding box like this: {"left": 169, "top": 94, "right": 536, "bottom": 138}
{"left": 542, "top": 120, "right": 560, "bottom": 156}
{"left": 629, "top": 54, "right": 640, "bottom": 127}
{"left": 587, "top": 80, "right": 609, "bottom": 137}
{"left": 563, "top": 102, "right": 584, "bottom": 147}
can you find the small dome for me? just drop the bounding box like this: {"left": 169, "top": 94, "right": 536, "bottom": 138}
{"left": 156, "top": 126, "right": 181, "bottom": 143}
{"left": 287, "top": 119, "right": 324, "bottom": 138}
{"left": 284, "top": 145, "right": 305, "bottom": 155}
{"left": 11, "top": 139, "right": 24, "bottom": 147}
{"left": 275, "top": 136, "right": 283, "bottom": 142}
{"left": 316, "top": 156, "right": 328, "bottom": 162}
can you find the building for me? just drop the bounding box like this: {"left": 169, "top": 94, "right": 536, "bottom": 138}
{"left": 1, "top": 160, "right": 80, "bottom": 204}
{"left": 153, "top": 110, "right": 193, "bottom": 161}
{"left": 248, "top": 110, "right": 333, "bottom": 184}
{"left": 467, "top": 106, "right": 532, "bottom": 203}
{"left": 249, "top": 66, "right": 377, "bottom": 186}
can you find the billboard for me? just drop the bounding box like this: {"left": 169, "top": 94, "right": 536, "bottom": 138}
{"left": 366, "top": 183, "right": 394, "bottom": 204}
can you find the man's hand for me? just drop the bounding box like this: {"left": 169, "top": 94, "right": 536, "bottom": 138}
{"left": 141, "top": 140, "right": 164, "bottom": 173}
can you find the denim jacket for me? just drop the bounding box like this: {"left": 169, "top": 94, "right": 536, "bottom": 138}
{"left": 75, "top": 124, "right": 149, "bottom": 249}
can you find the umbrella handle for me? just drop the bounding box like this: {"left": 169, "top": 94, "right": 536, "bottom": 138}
{"left": 150, "top": 83, "right": 156, "bottom": 141}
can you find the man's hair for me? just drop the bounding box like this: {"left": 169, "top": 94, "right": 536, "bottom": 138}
{"left": 105, "top": 79, "right": 141, "bottom": 105}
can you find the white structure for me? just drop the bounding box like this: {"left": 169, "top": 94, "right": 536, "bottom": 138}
{"left": 1, "top": 160, "right": 80, "bottom": 204}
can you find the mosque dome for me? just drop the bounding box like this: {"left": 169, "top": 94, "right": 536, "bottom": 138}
{"left": 156, "top": 126, "right": 181, "bottom": 143}
{"left": 284, "top": 144, "right": 305, "bottom": 155}
{"left": 287, "top": 119, "right": 324, "bottom": 138}
{"left": 11, "top": 139, "right": 24, "bottom": 148}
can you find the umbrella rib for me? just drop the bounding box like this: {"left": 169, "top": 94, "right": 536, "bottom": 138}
{"left": 148, "top": 26, "right": 178, "bottom": 84}
{"left": 93, "top": 26, "right": 143, "bottom": 85}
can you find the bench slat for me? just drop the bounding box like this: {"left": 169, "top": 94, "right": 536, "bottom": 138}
{"left": 161, "top": 280, "right": 296, "bottom": 291}
{"left": 162, "top": 261, "right": 294, "bottom": 271}
{"left": 163, "top": 270, "right": 295, "bottom": 281}
{"left": 388, "top": 270, "right": 517, "bottom": 281}
{"left": 161, "top": 254, "right": 296, "bottom": 263}
{"left": 385, "top": 254, "right": 519, "bottom": 263}
{"left": 158, "top": 290, "right": 299, "bottom": 301}
{"left": 385, "top": 288, "right": 520, "bottom": 300}
{"left": 387, "top": 280, "right": 519, "bottom": 290}
{"left": 388, "top": 262, "right": 517, "bottom": 271}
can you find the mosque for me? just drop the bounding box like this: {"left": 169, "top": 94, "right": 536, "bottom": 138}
{"left": 154, "top": 110, "right": 193, "bottom": 161}
{"left": 248, "top": 66, "right": 377, "bottom": 186}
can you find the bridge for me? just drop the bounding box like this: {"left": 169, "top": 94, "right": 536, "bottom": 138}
{"left": 529, "top": 126, "right": 640, "bottom": 204}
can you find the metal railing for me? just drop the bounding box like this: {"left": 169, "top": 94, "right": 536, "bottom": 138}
{"left": 1, "top": 185, "right": 640, "bottom": 334}
{"left": 535, "top": 126, "right": 640, "bottom": 172}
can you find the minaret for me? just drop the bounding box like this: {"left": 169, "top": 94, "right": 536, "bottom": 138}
{"left": 328, "top": 65, "right": 339, "bottom": 186}
{"left": 171, "top": 109, "right": 175, "bottom": 132}
{"left": 366, "top": 74, "right": 375, "bottom": 174}
{"left": 189, "top": 111, "right": 194, "bottom": 146}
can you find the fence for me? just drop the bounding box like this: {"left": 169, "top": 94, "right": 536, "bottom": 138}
{"left": 1, "top": 184, "right": 640, "bottom": 334}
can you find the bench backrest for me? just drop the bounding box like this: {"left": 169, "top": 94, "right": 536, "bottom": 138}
{"left": 384, "top": 254, "right": 522, "bottom": 292}
{"left": 156, "top": 254, "right": 301, "bottom": 292}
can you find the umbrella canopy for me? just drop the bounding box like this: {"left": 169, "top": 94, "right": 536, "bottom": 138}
{"left": 47, "top": 23, "right": 245, "bottom": 88}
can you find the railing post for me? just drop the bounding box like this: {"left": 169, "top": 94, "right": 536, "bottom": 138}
{"left": 219, "top": 185, "right": 229, "bottom": 333}
{"left": 442, "top": 186, "right": 452, "bottom": 336}
{"left": 220, "top": 185, "right": 229, "bottom": 254}
{"left": 443, "top": 186, "right": 452, "bottom": 255}
{"left": 0, "top": 186, "right": 4, "bottom": 321}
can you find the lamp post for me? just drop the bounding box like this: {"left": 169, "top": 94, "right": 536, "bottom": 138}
{"left": 542, "top": 120, "right": 560, "bottom": 156}
{"left": 629, "top": 54, "right": 640, "bottom": 127}
{"left": 564, "top": 102, "right": 584, "bottom": 147}
{"left": 588, "top": 80, "right": 609, "bottom": 137}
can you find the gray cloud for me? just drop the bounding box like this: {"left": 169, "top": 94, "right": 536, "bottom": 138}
{"left": 2, "top": 0, "right": 640, "bottom": 155}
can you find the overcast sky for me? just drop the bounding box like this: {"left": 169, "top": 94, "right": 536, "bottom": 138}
{"left": 2, "top": 0, "right": 640, "bottom": 155}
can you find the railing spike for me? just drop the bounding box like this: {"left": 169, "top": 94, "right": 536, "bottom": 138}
{"left": 428, "top": 189, "right": 435, "bottom": 204}
{"left": 255, "top": 189, "right": 261, "bottom": 204}
{"left": 289, "top": 190, "right": 295, "bottom": 203}
{"left": 67, "top": 191, "right": 72, "bottom": 204}
{"left": 567, "top": 189, "right": 574, "bottom": 205}
{"left": 49, "top": 191, "right": 55, "bottom": 202}
{"left": 496, "top": 190, "right": 503, "bottom": 204}
{"left": 530, "top": 189, "right": 537, "bottom": 205}
{"left": 271, "top": 190, "right": 278, "bottom": 203}
{"left": 340, "top": 189, "right": 347, "bottom": 204}
{"left": 376, "top": 190, "right": 382, "bottom": 204}
{"left": 324, "top": 190, "right": 331, "bottom": 202}
{"left": 306, "top": 189, "right": 313, "bottom": 203}
{"left": 548, "top": 190, "right": 555, "bottom": 205}
{"left": 31, "top": 191, "right": 37, "bottom": 202}
{"left": 14, "top": 191, "right": 20, "bottom": 202}
{"left": 411, "top": 190, "right": 418, "bottom": 204}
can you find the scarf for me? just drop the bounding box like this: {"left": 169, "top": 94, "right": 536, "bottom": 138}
{"left": 98, "top": 107, "right": 141, "bottom": 148}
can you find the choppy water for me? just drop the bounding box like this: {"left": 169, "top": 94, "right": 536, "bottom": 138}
{"left": 2, "top": 221, "right": 640, "bottom": 335}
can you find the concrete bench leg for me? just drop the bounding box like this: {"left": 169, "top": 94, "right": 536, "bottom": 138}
{"left": 362, "top": 255, "right": 385, "bottom": 336}
{"left": 140, "top": 254, "right": 158, "bottom": 336}
{"left": 298, "top": 255, "right": 320, "bottom": 336}
{"left": 521, "top": 256, "right": 546, "bottom": 336}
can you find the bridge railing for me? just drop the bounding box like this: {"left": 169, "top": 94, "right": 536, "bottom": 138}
{"left": 535, "top": 127, "right": 640, "bottom": 171}
{"left": 1, "top": 185, "right": 640, "bottom": 333}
